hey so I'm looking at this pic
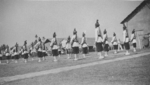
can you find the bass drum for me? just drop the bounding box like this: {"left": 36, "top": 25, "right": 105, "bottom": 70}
{"left": 142, "top": 38, "right": 149, "bottom": 47}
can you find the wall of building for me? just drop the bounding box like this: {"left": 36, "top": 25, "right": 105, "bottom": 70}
{"left": 127, "top": 4, "right": 150, "bottom": 48}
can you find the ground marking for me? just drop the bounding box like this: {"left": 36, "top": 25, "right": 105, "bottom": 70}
{"left": 0, "top": 52, "right": 150, "bottom": 84}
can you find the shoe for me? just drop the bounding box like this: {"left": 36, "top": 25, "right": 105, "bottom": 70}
{"left": 31, "top": 58, "right": 34, "bottom": 61}
{"left": 25, "top": 60, "right": 27, "bottom": 63}
{"left": 38, "top": 60, "right": 41, "bottom": 62}
{"left": 6, "top": 61, "right": 9, "bottom": 64}
{"left": 125, "top": 53, "right": 130, "bottom": 55}
{"left": 74, "top": 58, "right": 78, "bottom": 61}
{"left": 105, "top": 54, "right": 108, "bottom": 57}
{"left": 54, "top": 59, "right": 58, "bottom": 62}
{"left": 15, "top": 61, "right": 18, "bottom": 63}
{"left": 43, "top": 58, "right": 45, "bottom": 61}
{"left": 99, "top": 56, "right": 104, "bottom": 59}
{"left": 134, "top": 50, "right": 136, "bottom": 53}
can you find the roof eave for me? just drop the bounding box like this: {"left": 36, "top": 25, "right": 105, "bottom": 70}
{"left": 120, "top": 1, "right": 149, "bottom": 24}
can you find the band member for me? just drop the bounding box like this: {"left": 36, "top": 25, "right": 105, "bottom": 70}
{"left": 30, "top": 42, "right": 34, "bottom": 61}
{"left": 71, "top": 28, "right": 80, "bottom": 61}
{"left": 15, "top": 43, "right": 20, "bottom": 63}
{"left": 66, "top": 36, "right": 72, "bottom": 59}
{"left": 103, "top": 29, "right": 109, "bottom": 57}
{"left": 31, "top": 47, "right": 37, "bottom": 60}
{"left": 123, "top": 25, "right": 130, "bottom": 55}
{"left": 11, "top": 43, "right": 19, "bottom": 63}
{"left": 5, "top": 45, "right": 11, "bottom": 63}
{"left": 117, "top": 39, "right": 123, "bottom": 51}
{"left": 42, "top": 37, "right": 47, "bottom": 60}
{"left": 10, "top": 47, "right": 14, "bottom": 60}
{"left": 50, "top": 32, "right": 59, "bottom": 62}
{"left": 35, "top": 34, "right": 38, "bottom": 43}
{"left": 95, "top": 20, "right": 104, "bottom": 59}
{"left": 130, "top": 29, "right": 137, "bottom": 52}
{"left": 58, "top": 43, "right": 61, "bottom": 57}
{"left": 35, "top": 37, "right": 43, "bottom": 62}
{"left": 149, "top": 33, "right": 150, "bottom": 48}
{"left": 0, "top": 50, "right": 2, "bottom": 64}
{"left": 23, "top": 41, "right": 29, "bottom": 63}
{"left": 111, "top": 33, "right": 118, "bottom": 54}
{"left": 81, "top": 32, "right": 88, "bottom": 58}
{"left": 18, "top": 47, "right": 23, "bottom": 60}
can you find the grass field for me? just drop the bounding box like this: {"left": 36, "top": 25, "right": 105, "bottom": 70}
{"left": 0, "top": 48, "right": 150, "bottom": 85}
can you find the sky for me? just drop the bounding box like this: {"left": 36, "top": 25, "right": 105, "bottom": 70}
{"left": 0, "top": 0, "right": 142, "bottom": 47}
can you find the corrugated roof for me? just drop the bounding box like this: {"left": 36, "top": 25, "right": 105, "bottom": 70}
{"left": 121, "top": 0, "right": 150, "bottom": 24}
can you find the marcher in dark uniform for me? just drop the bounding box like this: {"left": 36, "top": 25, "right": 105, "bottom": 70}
{"left": 66, "top": 36, "right": 72, "bottom": 59}
{"left": 130, "top": 29, "right": 137, "bottom": 53}
{"left": 95, "top": 20, "right": 104, "bottom": 59}
{"left": 14, "top": 43, "right": 20, "bottom": 63}
{"left": 10, "top": 43, "right": 19, "bottom": 63}
{"left": 35, "top": 37, "right": 43, "bottom": 62}
{"left": 5, "top": 45, "right": 11, "bottom": 63}
{"left": 81, "top": 32, "right": 88, "bottom": 58}
{"left": 22, "top": 41, "right": 29, "bottom": 63}
{"left": 123, "top": 25, "right": 130, "bottom": 55}
{"left": 42, "top": 37, "right": 47, "bottom": 60}
{"left": 0, "top": 49, "right": 2, "bottom": 64}
{"left": 50, "top": 32, "right": 59, "bottom": 62}
{"left": 111, "top": 33, "right": 118, "bottom": 54}
{"left": 103, "top": 29, "right": 109, "bottom": 57}
{"left": 71, "top": 29, "right": 80, "bottom": 61}
{"left": 30, "top": 42, "right": 34, "bottom": 61}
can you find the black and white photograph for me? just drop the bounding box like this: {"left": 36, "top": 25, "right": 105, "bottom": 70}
{"left": 0, "top": 0, "right": 150, "bottom": 85}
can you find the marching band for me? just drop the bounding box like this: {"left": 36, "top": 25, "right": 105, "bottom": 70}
{"left": 0, "top": 19, "right": 138, "bottom": 64}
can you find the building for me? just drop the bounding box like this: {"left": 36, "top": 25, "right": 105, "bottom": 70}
{"left": 121, "top": 0, "right": 150, "bottom": 49}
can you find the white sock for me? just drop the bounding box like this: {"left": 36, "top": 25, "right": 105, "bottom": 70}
{"left": 99, "top": 52, "right": 104, "bottom": 59}
{"left": 134, "top": 48, "right": 136, "bottom": 52}
{"left": 54, "top": 57, "right": 57, "bottom": 62}
{"left": 114, "top": 50, "right": 117, "bottom": 54}
{"left": 15, "top": 60, "right": 18, "bottom": 63}
{"left": 6, "top": 60, "right": 8, "bottom": 63}
{"left": 25, "top": 60, "right": 27, "bottom": 63}
{"left": 32, "top": 58, "right": 34, "bottom": 61}
{"left": 105, "top": 52, "right": 108, "bottom": 56}
{"left": 74, "top": 54, "right": 78, "bottom": 60}
{"left": 83, "top": 54, "right": 86, "bottom": 58}
{"left": 38, "top": 58, "right": 41, "bottom": 62}
{"left": 43, "top": 57, "right": 45, "bottom": 60}
{"left": 67, "top": 54, "right": 70, "bottom": 59}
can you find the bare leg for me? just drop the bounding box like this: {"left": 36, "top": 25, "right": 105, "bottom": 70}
{"left": 6, "top": 60, "right": 9, "bottom": 63}
{"left": 83, "top": 54, "right": 86, "bottom": 58}
{"left": 24, "top": 59, "right": 27, "bottom": 63}
{"left": 133, "top": 47, "right": 136, "bottom": 52}
{"left": 15, "top": 60, "right": 18, "bottom": 63}
{"left": 104, "top": 52, "right": 108, "bottom": 56}
{"left": 125, "top": 50, "right": 130, "bottom": 55}
{"left": 114, "top": 50, "right": 117, "bottom": 54}
{"left": 99, "top": 52, "right": 104, "bottom": 59}
{"left": 42, "top": 57, "right": 45, "bottom": 61}
{"left": 67, "top": 54, "right": 70, "bottom": 59}
{"left": 54, "top": 56, "right": 57, "bottom": 62}
{"left": 38, "top": 58, "right": 41, "bottom": 62}
{"left": 74, "top": 54, "right": 78, "bottom": 60}
{"left": 118, "top": 44, "right": 120, "bottom": 51}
